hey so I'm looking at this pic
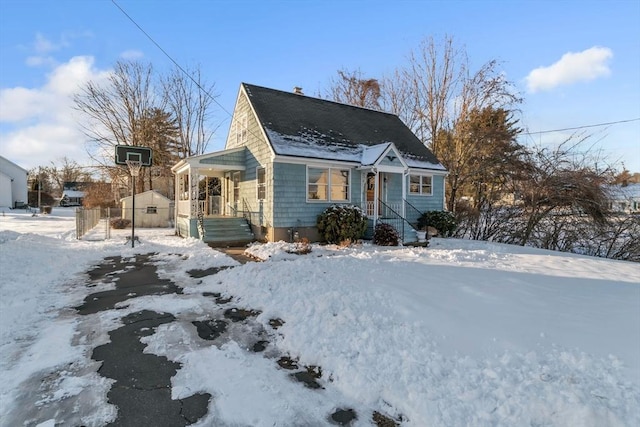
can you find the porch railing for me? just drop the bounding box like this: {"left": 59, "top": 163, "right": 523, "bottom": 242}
{"left": 377, "top": 200, "right": 408, "bottom": 241}
{"left": 363, "top": 201, "right": 402, "bottom": 218}
{"left": 241, "top": 198, "right": 264, "bottom": 230}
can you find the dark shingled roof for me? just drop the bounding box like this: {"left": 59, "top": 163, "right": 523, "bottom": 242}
{"left": 242, "top": 83, "right": 443, "bottom": 167}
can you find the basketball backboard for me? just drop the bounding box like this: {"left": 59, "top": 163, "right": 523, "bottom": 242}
{"left": 115, "top": 145, "right": 153, "bottom": 166}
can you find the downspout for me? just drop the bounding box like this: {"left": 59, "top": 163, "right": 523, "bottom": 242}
{"left": 173, "top": 171, "right": 179, "bottom": 235}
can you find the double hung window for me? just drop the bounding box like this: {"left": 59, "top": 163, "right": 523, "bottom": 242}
{"left": 409, "top": 174, "right": 432, "bottom": 195}
{"left": 307, "top": 167, "right": 350, "bottom": 202}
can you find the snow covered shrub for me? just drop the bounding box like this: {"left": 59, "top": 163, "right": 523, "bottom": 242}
{"left": 417, "top": 211, "right": 457, "bottom": 237}
{"left": 317, "top": 205, "right": 368, "bottom": 245}
{"left": 110, "top": 218, "right": 131, "bottom": 229}
{"left": 373, "top": 222, "right": 399, "bottom": 246}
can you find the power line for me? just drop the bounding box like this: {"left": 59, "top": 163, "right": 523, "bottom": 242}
{"left": 522, "top": 118, "right": 640, "bottom": 135}
{"left": 110, "top": 1, "right": 640, "bottom": 151}
{"left": 110, "top": 0, "right": 234, "bottom": 121}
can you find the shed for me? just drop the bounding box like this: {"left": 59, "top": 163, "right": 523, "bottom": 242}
{"left": 121, "top": 190, "right": 172, "bottom": 228}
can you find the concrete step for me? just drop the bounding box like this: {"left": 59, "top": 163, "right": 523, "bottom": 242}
{"left": 199, "top": 217, "right": 254, "bottom": 246}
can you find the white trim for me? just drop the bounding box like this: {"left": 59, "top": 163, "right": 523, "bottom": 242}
{"left": 256, "top": 165, "right": 266, "bottom": 201}
{"left": 224, "top": 84, "right": 277, "bottom": 159}
{"left": 408, "top": 167, "right": 448, "bottom": 176}
{"left": 376, "top": 165, "right": 406, "bottom": 173}
{"left": 380, "top": 144, "right": 408, "bottom": 169}
{"left": 274, "top": 155, "right": 358, "bottom": 168}
{"left": 408, "top": 173, "right": 434, "bottom": 196}
{"left": 196, "top": 163, "right": 246, "bottom": 171}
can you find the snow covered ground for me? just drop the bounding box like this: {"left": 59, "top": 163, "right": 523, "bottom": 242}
{"left": 1, "top": 206, "right": 639, "bottom": 426}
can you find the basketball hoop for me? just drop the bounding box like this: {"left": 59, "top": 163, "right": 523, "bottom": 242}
{"left": 125, "top": 160, "right": 142, "bottom": 177}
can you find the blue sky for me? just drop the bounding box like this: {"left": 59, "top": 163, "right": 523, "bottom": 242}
{"left": 1, "top": 0, "right": 639, "bottom": 173}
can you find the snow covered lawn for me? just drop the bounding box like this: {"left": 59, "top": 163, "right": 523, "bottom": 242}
{"left": 1, "top": 207, "right": 638, "bottom": 426}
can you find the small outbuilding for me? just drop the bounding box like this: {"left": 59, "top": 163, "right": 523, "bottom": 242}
{"left": 0, "top": 156, "right": 28, "bottom": 208}
{"left": 121, "top": 190, "right": 173, "bottom": 228}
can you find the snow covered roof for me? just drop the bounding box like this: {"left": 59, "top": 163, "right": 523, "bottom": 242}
{"left": 62, "top": 190, "right": 84, "bottom": 198}
{"left": 607, "top": 183, "right": 640, "bottom": 199}
{"left": 243, "top": 83, "right": 446, "bottom": 171}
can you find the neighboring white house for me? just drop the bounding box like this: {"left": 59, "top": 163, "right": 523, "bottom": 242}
{"left": 121, "top": 190, "right": 173, "bottom": 227}
{"left": 0, "top": 156, "right": 28, "bottom": 208}
{"left": 608, "top": 183, "right": 640, "bottom": 214}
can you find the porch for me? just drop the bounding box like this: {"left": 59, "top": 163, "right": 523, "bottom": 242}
{"left": 171, "top": 148, "right": 258, "bottom": 245}
{"left": 359, "top": 167, "right": 421, "bottom": 244}
{"left": 361, "top": 200, "right": 422, "bottom": 243}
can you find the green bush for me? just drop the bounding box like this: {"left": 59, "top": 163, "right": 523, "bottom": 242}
{"left": 373, "top": 223, "right": 400, "bottom": 246}
{"left": 317, "top": 205, "right": 368, "bottom": 245}
{"left": 110, "top": 218, "right": 131, "bottom": 229}
{"left": 417, "top": 210, "right": 457, "bottom": 237}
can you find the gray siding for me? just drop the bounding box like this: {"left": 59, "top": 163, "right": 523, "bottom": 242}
{"left": 229, "top": 92, "right": 275, "bottom": 229}
{"left": 382, "top": 173, "right": 403, "bottom": 206}
{"left": 405, "top": 174, "right": 446, "bottom": 224}
{"left": 199, "top": 150, "right": 245, "bottom": 166}
{"left": 272, "top": 162, "right": 361, "bottom": 228}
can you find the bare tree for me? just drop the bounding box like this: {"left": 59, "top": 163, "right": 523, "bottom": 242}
{"left": 83, "top": 181, "right": 116, "bottom": 208}
{"left": 398, "top": 35, "right": 463, "bottom": 152}
{"left": 161, "top": 65, "right": 218, "bottom": 157}
{"left": 74, "top": 61, "right": 156, "bottom": 159}
{"left": 38, "top": 157, "right": 93, "bottom": 195}
{"left": 74, "top": 60, "right": 158, "bottom": 194}
{"left": 326, "top": 68, "right": 382, "bottom": 110}
{"left": 516, "top": 133, "right": 613, "bottom": 246}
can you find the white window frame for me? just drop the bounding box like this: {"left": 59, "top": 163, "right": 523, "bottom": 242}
{"left": 256, "top": 166, "right": 266, "bottom": 201}
{"left": 306, "top": 166, "right": 351, "bottom": 203}
{"left": 146, "top": 206, "right": 158, "bottom": 214}
{"left": 409, "top": 174, "right": 433, "bottom": 196}
{"left": 235, "top": 112, "right": 248, "bottom": 145}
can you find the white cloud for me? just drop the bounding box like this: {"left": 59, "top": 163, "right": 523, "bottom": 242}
{"left": 525, "top": 46, "right": 613, "bottom": 93}
{"left": 33, "top": 33, "right": 64, "bottom": 54}
{"left": 0, "top": 56, "right": 111, "bottom": 169}
{"left": 120, "top": 50, "right": 144, "bottom": 60}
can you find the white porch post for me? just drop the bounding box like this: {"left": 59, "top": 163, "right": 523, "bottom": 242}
{"left": 373, "top": 170, "right": 379, "bottom": 227}
{"left": 190, "top": 168, "right": 199, "bottom": 218}
{"left": 402, "top": 169, "right": 408, "bottom": 219}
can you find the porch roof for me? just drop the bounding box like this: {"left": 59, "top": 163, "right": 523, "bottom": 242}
{"left": 172, "top": 147, "right": 246, "bottom": 175}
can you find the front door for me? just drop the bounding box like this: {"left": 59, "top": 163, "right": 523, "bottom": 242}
{"left": 223, "top": 171, "right": 241, "bottom": 216}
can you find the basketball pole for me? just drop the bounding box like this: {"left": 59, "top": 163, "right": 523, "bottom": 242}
{"left": 131, "top": 174, "right": 136, "bottom": 248}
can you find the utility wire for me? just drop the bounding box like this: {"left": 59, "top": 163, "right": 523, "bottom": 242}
{"left": 522, "top": 118, "right": 640, "bottom": 135}
{"left": 112, "top": 1, "right": 639, "bottom": 149}
{"left": 110, "top": 0, "right": 233, "bottom": 120}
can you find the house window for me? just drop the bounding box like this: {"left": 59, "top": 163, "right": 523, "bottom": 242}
{"left": 257, "top": 167, "right": 266, "bottom": 200}
{"left": 146, "top": 206, "right": 157, "bottom": 214}
{"left": 235, "top": 113, "right": 248, "bottom": 145}
{"left": 179, "top": 174, "right": 189, "bottom": 200}
{"left": 307, "top": 167, "right": 350, "bottom": 202}
{"left": 409, "top": 174, "right": 432, "bottom": 195}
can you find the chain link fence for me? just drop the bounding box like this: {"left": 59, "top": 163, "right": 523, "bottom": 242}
{"left": 76, "top": 207, "right": 112, "bottom": 240}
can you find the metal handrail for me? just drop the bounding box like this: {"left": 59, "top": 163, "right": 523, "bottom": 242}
{"left": 404, "top": 199, "right": 423, "bottom": 228}
{"left": 378, "top": 200, "right": 406, "bottom": 240}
